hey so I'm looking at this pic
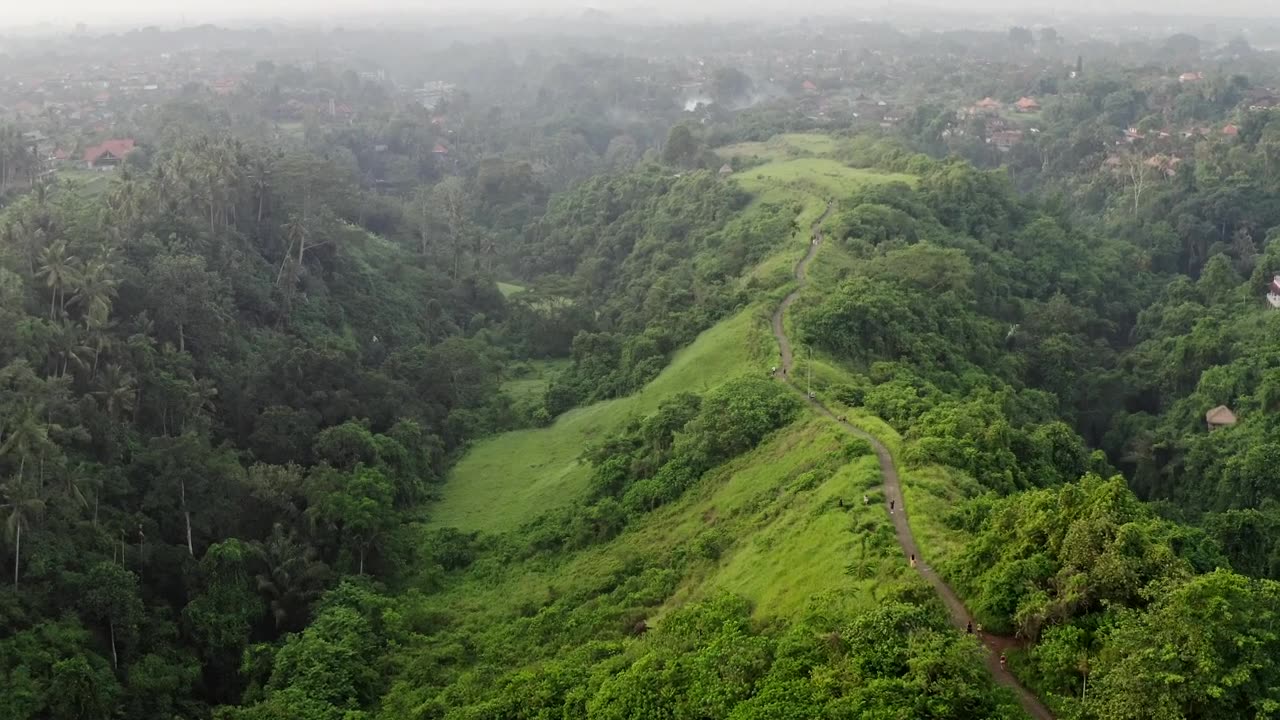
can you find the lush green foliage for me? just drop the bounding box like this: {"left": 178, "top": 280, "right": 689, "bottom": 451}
{"left": 0, "top": 123, "right": 521, "bottom": 717}
{"left": 528, "top": 169, "right": 793, "bottom": 411}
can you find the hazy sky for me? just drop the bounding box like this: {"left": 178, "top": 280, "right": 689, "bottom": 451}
{"left": 5, "top": 0, "right": 1279, "bottom": 27}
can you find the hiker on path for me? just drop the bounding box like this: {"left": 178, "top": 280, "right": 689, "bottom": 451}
{"left": 1000, "top": 653, "right": 1007, "bottom": 671}
{"left": 909, "top": 553, "right": 917, "bottom": 568}
{"left": 889, "top": 499, "right": 895, "bottom": 514}
{"left": 966, "top": 620, "right": 973, "bottom": 634}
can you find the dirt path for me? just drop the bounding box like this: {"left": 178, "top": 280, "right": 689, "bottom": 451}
{"left": 771, "top": 204, "right": 1055, "bottom": 720}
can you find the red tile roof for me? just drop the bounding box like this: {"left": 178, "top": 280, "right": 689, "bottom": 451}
{"left": 84, "top": 138, "right": 136, "bottom": 165}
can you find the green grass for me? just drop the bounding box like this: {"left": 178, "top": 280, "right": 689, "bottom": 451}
{"left": 56, "top": 169, "right": 112, "bottom": 198}
{"left": 431, "top": 307, "right": 773, "bottom": 533}
{"left": 421, "top": 415, "right": 908, "bottom": 624}
{"left": 746, "top": 191, "right": 828, "bottom": 287}
{"left": 501, "top": 359, "right": 568, "bottom": 402}
{"left": 682, "top": 446, "right": 900, "bottom": 618}
{"left": 716, "top": 132, "right": 841, "bottom": 161}
{"left": 497, "top": 281, "right": 526, "bottom": 297}
{"left": 901, "top": 464, "right": 984, "bottom": 567}
{"left": 735, "top": 158, "right": 916, "bottom": 198}
{"left": 432, "top": 128, "right": 946, "bottom": 606}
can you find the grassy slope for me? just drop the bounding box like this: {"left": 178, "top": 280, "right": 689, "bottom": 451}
{"left": 431, "top": 308, "right": 773, "bottom": 532}
{"left": 420, "top": 415, "right": 908, "bottom": 624}
{"left": 56, "top": 169, "right": 113, "bottom": 198}
{"left": 496, "top": 281, "right": 525, "bottom": 297}
{"left": 500, "top": 359, "right": 569, "bottom": 403}
{"left": 736, "top": 158, "right": 915, "bottom": 198}
{"left": 778, "top": 193, "right": 984, "bottom": 576}
{"left": 429, "top": 131, "right": 953, "bottom": 616}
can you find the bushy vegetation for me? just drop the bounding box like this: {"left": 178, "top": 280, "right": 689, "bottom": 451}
{"left": 12, "top": 14, "right": 1280, "bottom": 718}
{"left": 0, "top": 124, "right": 532, "bottom": 717}
{"left": 531, "top": 170, "right": 795, "bottom": 411}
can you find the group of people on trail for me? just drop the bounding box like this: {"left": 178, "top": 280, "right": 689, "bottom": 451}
{"left": 962, "top": 621, "right": 1008, "bottom": 671}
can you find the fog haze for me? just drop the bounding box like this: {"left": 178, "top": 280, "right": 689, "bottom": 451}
{"left": 8, "top": 0, "right": 1280, "bottom": 28}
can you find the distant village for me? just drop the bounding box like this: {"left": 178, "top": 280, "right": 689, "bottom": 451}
{"left": 1, "top": 22, "right": 1278, "bottom": 196}
{"left": 0, "top": 31, "right": 465, "bottom": 188}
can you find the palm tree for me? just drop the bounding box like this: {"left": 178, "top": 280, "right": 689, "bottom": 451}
{"left": 253, "top": 523, "right": 329, "bottom": 630}
{"left": 80, "top": 318, "right": 118, "bottom": 379}
{"left": 93, "top": 364, "right": 137, "bottom": 422}
{"left": 1, "top": 476, "right": 45, "bottom": 590}
{"left": 0, "top": 406, "right": 57, "bottom": 484}
{"left": 56, "top": 461, "right": 89, "bottom": 511}
{"left": 70, "top": 260, "right": 118, "bottom": 328}
{"left": 37, "top": 239, "right": 80, "bottom": 321}
{"left": 48, "top": 322, "right": 92, "bottom": 379}
{"left": 248, "top": 155, "right": 273, "bottom": 225}
{"left": 106, "top": 169, "right": 143, "bottom": 232}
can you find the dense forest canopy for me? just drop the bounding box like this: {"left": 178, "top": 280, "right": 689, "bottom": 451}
{"left": 4, "top": 11, "right": 1280, "bottom": 720}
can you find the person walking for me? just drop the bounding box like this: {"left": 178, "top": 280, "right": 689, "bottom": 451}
{"left": 909, "top": 553, "right": 917, "bottom": 568}
{"left": 966, "top": 620, "right": 973, "bottom": 634}
{"left": 999, "top": 653, "right": 1007, "bottom": 671}
{"left": 889, "top": 499, "right": 895, "bottom": 514}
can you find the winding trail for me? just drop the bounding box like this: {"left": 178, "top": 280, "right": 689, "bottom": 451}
{"left": 771, "top": 204, "right": 1055, "bottom": 720}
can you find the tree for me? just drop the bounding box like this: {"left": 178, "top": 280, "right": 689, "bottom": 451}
{"left": 1088, "top": 571, "right": 1280, "bottom": 719}
{"left": 184, "top": 539, "right": 264, "bottom": 699}
{"left": 662, "top": 124, "right": 699, "bottom": 168}
{"left": 0, "top": 404, "right": 60, "bottom": 483}
{"left": 0, "top": 476, "right": 44, "bottom": 590}
{"left": 37, "top": 239, "right": 79, "bottom": 322}
{"left": 228, "top": 597, "right": 383, "bottom": 720}
{"left": 305, "top": 466, "right": 395, "bottom": 575}
{"left": 147, "top": 252, "right": 226, "bottom": 354}
{"left": 69, "top": 260, "right": 118, "bottom": 327}
{"left": 138, "top": 432, "right": 238, "bottom": 556}
{"left": 79, "top": 562, "right": 144, "bottom": 669}
{"left": 252, "top": 523, "right": 330, "bottom": 631}
{"left": 430, "top": 177, "right": 472, "bottom": 279}
{"left": 46, "top": 656, "right": 119, "bottom": 720}
{"left": 91, "top": 364, "right": 137, "bottom": 422}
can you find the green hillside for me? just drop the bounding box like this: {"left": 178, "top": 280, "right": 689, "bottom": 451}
{"left": 419, "top": 415, "right": 901, "bottom": 624}
{"left": 400, "top": 133, "right": 1038, "bottom": 719}
{"left": 433, "top": 137, "right": 921, "bottom": 535}
{"left": 431, "top": 307, "right": 772, "bottom": 532}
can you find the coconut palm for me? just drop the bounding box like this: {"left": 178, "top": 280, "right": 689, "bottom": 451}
{"left": 48, "top": 322, "right": 92, "bottom": 379}
{"left": 252, "top": 523, "right": 329, "bottom": 630}
{"left": 36, "top": 239, "right": 80, "bottom": 321}
{"left": 248, "top": 155, "right": 273, "bottom": 225}
{"left": 70, "top": 260, "right": 118, "bottom": 327}
{"left": 0, "top": 406, "right": 58, "bottom": 483}
{"left": 80, "top": 318, "right": 118, "bottom": 379}
{"left": 92, "top": 364, "right": 137, "bottom": 422}
{"left": 1, "top": 476, "right": 45, "bottom": 590}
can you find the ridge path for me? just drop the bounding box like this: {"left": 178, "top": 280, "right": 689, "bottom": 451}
{"left": 770, "top": 203, "right": 1055, "bottom": 720}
